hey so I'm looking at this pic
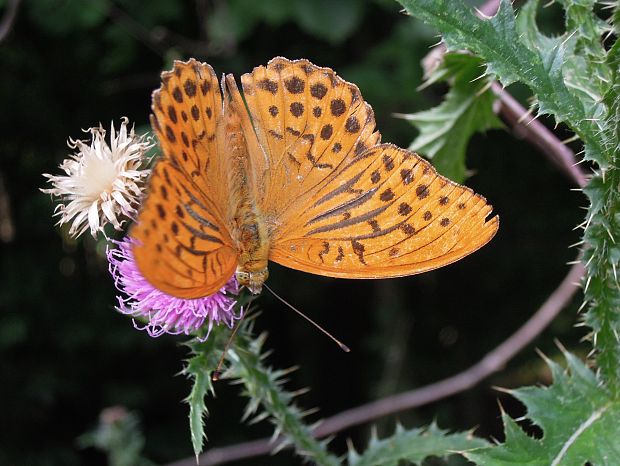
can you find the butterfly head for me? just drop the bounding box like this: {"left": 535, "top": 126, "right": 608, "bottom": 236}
{"left": 235, "top": 268, "right": 269, "bottom": 295}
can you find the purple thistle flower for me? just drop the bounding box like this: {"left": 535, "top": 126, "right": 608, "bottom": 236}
{"left": 107, "top": 238, "right": 241, "bottom": 338}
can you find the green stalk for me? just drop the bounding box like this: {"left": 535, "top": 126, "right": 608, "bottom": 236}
{"left": 226, "top": 329, "right": 340, "bottom": 466}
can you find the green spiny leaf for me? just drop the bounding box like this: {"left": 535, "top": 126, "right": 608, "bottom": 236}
{"left": 348, "top": 422, "right": 488, "bottom": 466}
{"left": 465, "top": 351, "right": 620, "bottom": 465}
{"left": 515, "top": 0, "right": 547, "bottom": 50}
{"left": 558, "top": 0, "right": 610, "bottom": 68}
{"left": 183, "top": 324, "right": 233, "bottom": 459}
{"left": 397, "top": 0, "right": 610, "bottom": 166}
{"left": 402, "top": 53, "right": 502, "bottom": 182}
{"left": 580, "top": 20, "right": 620, "bottom": 390}
{"left": 557, "top": 0, "right": 610, "bottom": 120}
{"left": 603, "top": 34, "right": 620, "bottom": 157}
{"left": 613, "top": 2, "right": 620, "bottom": 34}
{"left": 187, "top": 368, "right": 212, "bottom": 460}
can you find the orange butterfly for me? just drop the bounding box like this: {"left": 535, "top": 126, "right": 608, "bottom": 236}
{"left": 131, "top": 57, "right": 499, "bottom": 298}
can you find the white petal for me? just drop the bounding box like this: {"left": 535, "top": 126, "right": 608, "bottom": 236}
{"left": 88, "top": 201, "right": 101, "bottom": 235}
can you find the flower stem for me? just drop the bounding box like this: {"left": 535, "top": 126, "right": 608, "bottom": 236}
{"left": 227, "top": 328, "right": 340, "bottom": 466}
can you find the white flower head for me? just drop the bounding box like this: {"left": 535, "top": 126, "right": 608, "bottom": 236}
{"left": 42, "top": 118, "right": 155, "bottom": 238}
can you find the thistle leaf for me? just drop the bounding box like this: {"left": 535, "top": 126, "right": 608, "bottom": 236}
{"left": 402, "top": 53, "right": 502, "bottom": 182}
{"left": 398, "top": 0, "right": 620, "bottom": 400}
{"left": 465, "top": 351, "right": 620, "bottom": 465}
{"left": 183, "top": 325, "right": 231, "bottom": 459}
{"left": 186, "top": 368, "right": 212, "bottom": 460}
{"left": 348, "top": 422, "right": 488, "bottom": 466}
{"left": 396, "top": 0, "right": 610, "bottom": 166}
{"left": 580, "top": 3, "right": 620, "bottom": 395}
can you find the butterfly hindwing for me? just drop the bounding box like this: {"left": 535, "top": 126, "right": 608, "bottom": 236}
{"left": 268, "top": 142, "right": 498, "bottom": 277}
{"left": 132, "top": 160, "right": 238, "bottom": 297}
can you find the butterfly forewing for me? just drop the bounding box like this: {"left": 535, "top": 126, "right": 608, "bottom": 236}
{"left": 150, "top": 59, "right": 228, "bottom": 217}
{"left": 132, "top": 60, "right": 238, "bottom": 298}
{"left": 240, "top": 58, "right": 381, "bottom": 224}
{"left": 238, "top": 58, "right": 498, "bottom": 278}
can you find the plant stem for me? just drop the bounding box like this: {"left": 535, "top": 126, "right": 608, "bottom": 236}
{"left": 227, "top": 332, "right": 341, "bottom": 466}
{"left": 492, "top": 83, "right": 587, "bottom": 188}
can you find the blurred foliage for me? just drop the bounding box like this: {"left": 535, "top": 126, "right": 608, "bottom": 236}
{"left": 0, "top": 0, "right": 587, "bottom": 465}
{"left": 78, "top": 407, "right": 153, "bottom": 466}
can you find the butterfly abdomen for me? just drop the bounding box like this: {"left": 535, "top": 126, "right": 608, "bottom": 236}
{"left": 233, "top": 214, "right": 270, "bottom": 294}
{"left": 223, "top": 93, "right": 270, "bottom": 293}
{"left": 232, "top": 191, "right": 269, "bottom": 293}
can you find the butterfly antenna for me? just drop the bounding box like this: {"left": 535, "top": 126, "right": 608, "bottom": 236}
{"left": 263, "top": 284, "right": 350, "bottom": 353}
{"left": 212, "top": 295, "right": 256, "bottom": 381}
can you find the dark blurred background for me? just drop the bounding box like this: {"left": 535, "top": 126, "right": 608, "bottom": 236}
{"left": 0, "top": 0, "right": 587, "bottom": 465}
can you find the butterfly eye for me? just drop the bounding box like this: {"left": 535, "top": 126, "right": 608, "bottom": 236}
{"left": 235, "top": 269, "right": 269, "bottom": 294}
{"left": 235, "top": 271, "right": 251, "bottom": 288}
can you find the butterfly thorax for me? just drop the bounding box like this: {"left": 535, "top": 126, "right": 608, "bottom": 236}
{"left": 224, "top": 102, "right": 269, "bottom": 294}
